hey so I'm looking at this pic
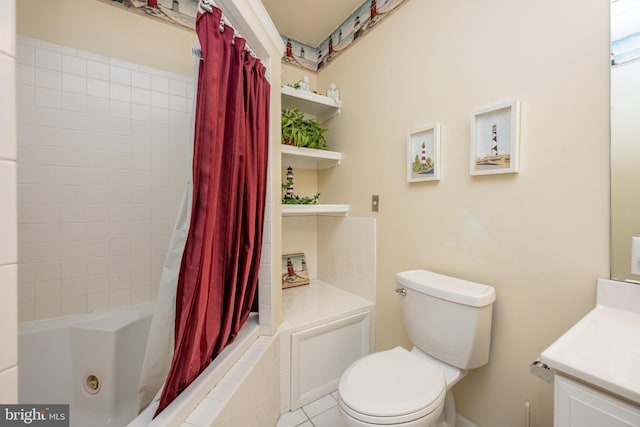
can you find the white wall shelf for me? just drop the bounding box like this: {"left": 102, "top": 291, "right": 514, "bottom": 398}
{"left": 281, "top": 145, "right": 342, "bottom": 170}
{"left": 281, "top": 85, "right": 341, "bottom": 122}
{"left": 281, "top": 204, "right": 349, "bottom": 216}
{"left": 280, "top": 85, "right": 346, "bottom": 216}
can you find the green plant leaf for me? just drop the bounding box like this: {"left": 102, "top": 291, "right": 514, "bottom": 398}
{"left": 281, "top": 108, "right": 327, "bottom": 149}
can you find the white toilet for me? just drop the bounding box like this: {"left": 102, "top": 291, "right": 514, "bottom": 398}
{"left": 338, "top": 269, "right": 496, "bottom": 427}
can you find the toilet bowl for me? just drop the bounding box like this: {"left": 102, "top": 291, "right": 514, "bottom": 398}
{"left": 338, "top": 347, "right": 446, "bottom": 427}
{"left": 337, "top": 270, "right": 496, "bottom": 427}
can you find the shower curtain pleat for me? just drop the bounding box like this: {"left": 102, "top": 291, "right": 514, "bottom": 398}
{"left": 154, "top": 7, "right": 270, "bottom": 416}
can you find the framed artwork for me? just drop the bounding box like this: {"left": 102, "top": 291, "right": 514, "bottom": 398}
{"left": 470, "top": 100, "right": 520, "bottom": 176}
{"left": 282, "top": 253, "right": 310, "bottom": 289}
{"left": 407, "top": 124, "right": 441, "bottom": 182}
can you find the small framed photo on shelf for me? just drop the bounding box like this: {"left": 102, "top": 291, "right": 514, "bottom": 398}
{"left": 470, "top": 100, "right": 520, "bottom": 176}
{"left": 407, "top": 123, "right": 441, "bottom": 182}
{"left": 282, "top": 253, "right": 310, "bottom": 289}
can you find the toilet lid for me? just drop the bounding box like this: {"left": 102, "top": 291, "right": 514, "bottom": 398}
{"left": 339, "top": 347, "right": 446, "bottom": 421}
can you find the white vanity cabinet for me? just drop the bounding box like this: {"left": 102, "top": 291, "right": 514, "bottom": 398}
{"left": 555, "top": 375, "right": 640, "bottom": 427}
{"left": 540, "top": 279, "right": 640, "bottom": 427}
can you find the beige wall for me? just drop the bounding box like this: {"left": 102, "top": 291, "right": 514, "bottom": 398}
{"left": 611, "top": 59, "right": 640, "bottom": 282}
{"left": 17, "top": 0, "right": 198, "bottom": 76}
{"left": 282, "top": 63, "right": 317, "bottom": 90}
{"left": 315, "top": 0, "right": 610, "bottom": 426}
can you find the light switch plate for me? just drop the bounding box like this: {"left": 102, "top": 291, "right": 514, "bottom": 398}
{"left": 371, "top": 195, "right": 379, "bottom": 212}
{"left": 632, "top": 237, "right": 640, "bottom": 275}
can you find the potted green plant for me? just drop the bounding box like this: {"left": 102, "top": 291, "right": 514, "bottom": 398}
{"left": 281, "top": 108, "right": 327, "bottom": 149}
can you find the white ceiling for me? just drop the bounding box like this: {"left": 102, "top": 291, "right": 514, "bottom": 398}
{"left": 261, "top": 0, "right": 364, "bottom": 47}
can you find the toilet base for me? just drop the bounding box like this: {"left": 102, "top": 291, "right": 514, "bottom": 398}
{"left": 338, "top": 391, "right": 457, "bottom": 427}
{"left": 338, "top": 406, "right": 440, "bottom": 427}
{"left": 434, "top": 391, "right": 456, "bottom": 427}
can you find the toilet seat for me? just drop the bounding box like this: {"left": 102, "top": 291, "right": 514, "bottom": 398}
{"left": 338, "top": 347, "right": 446, "bottom": 425}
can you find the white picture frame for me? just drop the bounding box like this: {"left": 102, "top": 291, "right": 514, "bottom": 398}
{"left": 407, "top": 124, "right": 441, "bottom": 182}
{"left": 470, "top": 100, "right": 520, "bottom": 176}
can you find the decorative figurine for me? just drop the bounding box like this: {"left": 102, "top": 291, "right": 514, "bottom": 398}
{"left": 327, "top": 83, "right": 340, "bottom": 103}
{"left": 298, "top": 75, "right": 311, "bottom": 92}
{"left": 282, "top": 166, "right": 320, "bottom": 205}
{"left": 285, "top": 166, "right": 294, "bottom": 197}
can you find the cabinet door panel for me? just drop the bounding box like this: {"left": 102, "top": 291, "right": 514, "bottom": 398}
{"left": 555, "top": 375, "right": 640, "bottom": 427}
{"left": 290, "top": 311, "right": 370, "bottom": 409}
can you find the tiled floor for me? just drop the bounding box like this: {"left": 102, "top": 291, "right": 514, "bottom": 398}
{"left": 276, "top": 392, "right": 345, "bottom": 427}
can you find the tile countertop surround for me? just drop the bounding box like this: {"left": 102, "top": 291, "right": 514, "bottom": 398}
{"left": 540, "top": 279, "right": 640, "bottom": 405}
{"left": 281, "top": 279, "right": 374, "bottom": 329}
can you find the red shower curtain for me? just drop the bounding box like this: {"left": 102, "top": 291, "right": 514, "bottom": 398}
{"left": 155, "top": 7, "right": 270, "bottom": 415}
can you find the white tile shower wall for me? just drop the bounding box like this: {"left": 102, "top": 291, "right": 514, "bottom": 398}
{"left": 282, "top": 216, "right": 319, "bottom": 279}
{"left": 0, "top": 0, "right": 18, "bottom": 403}
{"left": 317, "top": 217, "right": 376, "bottom": 302}
{"left": 16, "top": 36, "right": 193, "bottom": 322}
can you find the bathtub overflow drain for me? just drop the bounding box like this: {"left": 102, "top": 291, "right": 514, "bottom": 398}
{"left": 85, "top": 374, "right": 101, "bottom": 395}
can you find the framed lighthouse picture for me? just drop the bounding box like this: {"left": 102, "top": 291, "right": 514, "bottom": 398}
{"left": 282, "top": 253, "right": 310, "bottom": 289}
{"left": 407, "top": 124, "right": 441, "bottom": 182}
{"left": 470, "top": 100, "right": 520, "bottom": 176}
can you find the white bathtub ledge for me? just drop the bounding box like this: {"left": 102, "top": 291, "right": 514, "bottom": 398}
{"left": 136, "top": 282, "right": 375, "bottom": 426}
{"left": 132, "top": 313, "right": 260, "bottom": 427}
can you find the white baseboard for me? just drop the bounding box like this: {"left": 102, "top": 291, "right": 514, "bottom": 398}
{"left": 456, "top": 413, "right": 478, "bottom": 427}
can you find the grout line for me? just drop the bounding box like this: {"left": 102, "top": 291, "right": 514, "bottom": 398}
{"left": 309, "top": 404, "right": 338, "bottom": 426}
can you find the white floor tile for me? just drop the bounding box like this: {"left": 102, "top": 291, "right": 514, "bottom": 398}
{"left": 276, "top": 408, "right": 307, "bottom": 427}
{"left": 311, "top": 406, "right": 345, "bottom": 427}
{"left": 302, "top": 394, "right": 337, "bottom": 419}
{"left": 298, "top": 422, "right": 313, "bottom": 427}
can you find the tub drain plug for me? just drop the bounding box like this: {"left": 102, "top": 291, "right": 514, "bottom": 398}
{"left": 85, "top": 374, "right": 101, "bottom": 395}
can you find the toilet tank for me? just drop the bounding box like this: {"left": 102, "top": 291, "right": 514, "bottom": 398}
{"left": 396, "top": 270, "right": 496, "bottom": 370}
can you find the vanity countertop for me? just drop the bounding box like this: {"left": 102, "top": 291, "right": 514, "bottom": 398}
{"left": 540, "top": 279, "right": 640, "bottom": 404}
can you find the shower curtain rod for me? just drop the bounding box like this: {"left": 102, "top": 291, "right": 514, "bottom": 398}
{"left": 194, "top": 0, "right": 260, "bottom": 61}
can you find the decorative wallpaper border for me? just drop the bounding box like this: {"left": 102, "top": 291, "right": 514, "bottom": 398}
{"left": 100, "top": 0, "right": 411, "bottom": 71}
{"left": 98, "top": 0, "right": 198, "bottom": 31}
{"left": 282, "top": 0, "right": 410, "bottom": 72}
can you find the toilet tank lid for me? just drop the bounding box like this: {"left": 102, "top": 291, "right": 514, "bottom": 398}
{"left": 396, "top": 270, "right": 496, "bottom": 307}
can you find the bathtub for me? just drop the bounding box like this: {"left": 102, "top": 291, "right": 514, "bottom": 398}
{"left": 19, "top": 303, "right": 154, "bottom": 427}
{"left": 19, "top": 303, "right": 261, "bottom": 427}
{"left": 129, "top": 312, "right": 260, "bottom": 426}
